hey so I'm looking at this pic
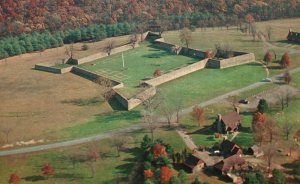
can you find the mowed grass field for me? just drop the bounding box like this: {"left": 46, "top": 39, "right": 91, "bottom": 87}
{"left": 0, "top": 128, "right": 187, "bottom": 184}
{"left": 79, "top": 42, "right": 198, "bottom": 98}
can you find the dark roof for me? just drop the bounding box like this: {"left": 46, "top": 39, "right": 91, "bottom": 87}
{"left": 184, "top": 154, "right": 205, "bottom": 169}
{"left": 222, "top": 112, "right": 241, "bottom": 130}
{"left": 220, "top": 140, "right": 242, "bottom": 156}
{"left": 214, "top": 155, "right": 245, "bottom": 173}
{"left": 220, "top": 140, "right": 236, "bottom": 150}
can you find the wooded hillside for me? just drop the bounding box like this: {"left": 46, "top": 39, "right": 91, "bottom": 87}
{"left": 1, "top": 0, "right": 300, "bottom": 36}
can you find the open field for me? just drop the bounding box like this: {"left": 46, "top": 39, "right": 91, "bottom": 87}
{"left": 160, "top": 63, "right": 266, "bottom": 107}
{"left": 0, "top": 128, "right": 188, "bottom": 184}
{"left": 79, "top": 42, "right": 198, "bottom": 98}
{"left": 0, "top": 36, "right": 131, "bottom": 143}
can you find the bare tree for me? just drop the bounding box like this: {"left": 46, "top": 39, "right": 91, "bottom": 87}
{"left": 135, "top": 22, "right": 148, "bottom": 42}
{"left": 281, "top": 121, "right": 296, "bottom": 140}
{"left": 250, "top": 24, "right": 257, "bottom": 41}
{"left": 112, "top": 135, "right": 132, "bottom": 157}
{"left": 104, "top": 40, "right": 114, "bottom": 56}
{"left": 266, "top": 26, "right": 273, "bottom": 41}
{"left": 1, "top": 127, "right": 12, "bottom": 143}
{"left": 171, "top": 45, "right": 181, "bottom": 55}
{"left": 253, "top": 122, "right": 266, "bottom": 146}
{"left": 94, "top": 77, "right": 115, "bottom": 102}
{"left": 157, "top": 19, "right": 170, "bottom": 36}
{"left": 179, "top": 28, "right": 192, "bottom": 48}
{"left": 87, "top": 142, "right": 100, "bottom": 162}
{"left": 265, "top": 119, "right": 278, "bottom": 143}
{"left": 87, "top": 161, "right": 96, "bottom": 178}
{"left": 160, "top": 102, "right": 174, "bottom": 128}
{"left": 138, "top": 87, "right": 161, "bottom": 142}
{"left": 277, "top": 86, "right": 297, "bottom": 109}
{"left": 263, "top": 143, "right": 276, "bottom": 171}
{"left": 129, "top": 34, "right": 138, "bottom": 49}
{"left": 65, "top": 43, "right": 74, "bottom": 59}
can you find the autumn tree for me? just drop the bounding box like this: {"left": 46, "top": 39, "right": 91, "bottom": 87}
{"left": 245, "top": 14, "right": 254, "bottom": 34}
{"left": 1, "top": 127, "right": 12, "bottom": 143}
{"left": 253, "top": 122, "right": 266, "bottom": 146}
{"left": 191, "top": 105, "right": 205, "bottom": 127}
{"left": 263, "top": 51, "right": 272, "bottom": 65}
{"left": 87, "top": 142, "right": 100, "bottom": 162}
{"left": 153, "top": 69, "right": 162, "bottom": 77}
{"left": 160, "top": 166, "right": 173, "bottom": 184}
{"left": 283, "top": 71, "right": 292, "bottom": 85}
{"left": 280, "top": 53, "right": 291, "bottom": 68}
{"left": 41, "top": 163, "right": 54, "bottom": 178}
{"left": 144, "top": 169, "right": 154, "bottom": 179}
{"left": 8, "top": 173, "right": 20, "bottom": 184}
{"left": 94, "top": 77, "right": 115, "bottom": 102}
{"left": 179, "top": 28, "right": 192, "bottom": 48}
{"left": 253, "top": 111, "right": 267, "bottom": 124}
{"left": 171, "top": 45, "right": 181, "bottom": 55}
{"left": 65, "top": 43, "right": 74, "bottom": 59}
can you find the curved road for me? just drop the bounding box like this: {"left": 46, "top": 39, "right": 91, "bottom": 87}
{"left": 1, "top": 36, "right": 300, "bottom": 157}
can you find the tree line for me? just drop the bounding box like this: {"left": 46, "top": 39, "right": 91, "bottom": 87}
{"left": 0, "top": 22, "right": 134, "bottom": 60}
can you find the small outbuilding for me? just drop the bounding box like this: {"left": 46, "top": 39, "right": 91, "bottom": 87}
{"left": 248, "top": 145, "right": 264, "bottom": 158}
{"left": 184, "top": 154, "right": 206, "bottom": 173}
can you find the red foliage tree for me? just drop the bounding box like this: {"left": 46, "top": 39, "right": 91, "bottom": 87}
{"left": 192, "top": 105, "right": 205, "bottom": 126}
{"left": 160, "top": 166, "right": 173, "bottom": 184}
{"left": 41, "top": 163, "right": 54, "bottom": 176}
{"left": 9, "top": 173, "right": 20, "bottom": 184}
{"left": 153, "top": 69, "right": 162, "bottom": 77}
{"left": 280, "top": 52, "right": 291, "bottom": 68}
{"left": 253, "top": 112, "right": 267, "bottom": 124}
{"left": 152, "top": 144, "right": 167, "bottom": 159}
{"left": 264, "top": 51, "right": 272, "bottom": 65}
{"left": 144, "top": 169, "right": 154, "bottom": 179}
{"left": 204, "top": 51, "right": 214, "bottom": 59}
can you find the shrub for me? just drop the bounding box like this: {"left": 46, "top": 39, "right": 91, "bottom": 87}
{"left": 82, "top": 44, "right": 89, "bottom": 51}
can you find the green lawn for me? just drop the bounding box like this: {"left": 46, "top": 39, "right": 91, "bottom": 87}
{"left": 79, "top": 42, "right": 198, "bottom": 98}
{"left": 63, "top": 110, "right": 142, "bottom": 139}
{"left": 160, "top": 63, "right": 266, "bottom": 107}
{"left": 0, "top": 128, "right": 186, "bottom": 184}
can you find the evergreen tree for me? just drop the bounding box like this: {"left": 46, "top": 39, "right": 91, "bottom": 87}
{"left": 178, "top": 170, "right": 188, "bottom": 184}
{"left": 271, "top": 169, "right": 286, "bottom": 184}
{"left": 24, "top": 38, "right": 34, "bottom": 52}
{"left": 170, "top": 176, "right": 181, "bottom": 184}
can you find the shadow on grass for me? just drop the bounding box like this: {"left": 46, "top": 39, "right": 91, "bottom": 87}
{"left": 62, "top": 96, "right": 103, "bottom": 106}
{"left": 187, "top": 126, "right": 214, "bottom": 135}
{"left": 142, "top": 51, "right": 170, "bottom": 59}
{"left": 95, "top": 110, "right": 141, "bottom": 123}
{"left": 54, "top": 173, "right": 85, "bottom": 179}
{"left": 108, "top": 97, "right": 127, "bottom": 111}
{"left": 23, "top": 175, "right": 45, "bottom": 182}
{"left": 203, "top": 168, "right": 232, "bottom": 183}
{"left": 277, "top": 40, "right": 300, "bottom": 45}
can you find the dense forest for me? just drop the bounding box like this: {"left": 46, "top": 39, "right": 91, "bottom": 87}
{"left": 1, "top": 0, "right": 300, "bottom": 59}
{"left": 1, "top": 0, "right": 300, "bottom": 36}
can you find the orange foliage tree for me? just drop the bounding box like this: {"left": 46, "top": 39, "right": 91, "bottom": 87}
{"left": 263, "top": 51, "right": 272, "bottom": 65}
{"left": 9, "top": 173, "right": 20, "bottom": 184}
{"left": 152, "top": 144, "right": 167, "bottom": 159}
{"left": 144, "top": 169, "right": 154, "bottom": 179}
{"left": 160, "top": 166, "right": 173, "bottom": 184}
{"left": 41, "top": 163, "right": 54, "bottom": 177}
{"left": 153, "top": 69, "right": 162, "bottom": 77}
{"left": 280, "top": 52, "right": 291, "bottom": 68}
{"left": 192, "top": 105, "right": 205, "bottom": 126}
{"left": 253, "top": 112, "right": 267, "bottom": 124}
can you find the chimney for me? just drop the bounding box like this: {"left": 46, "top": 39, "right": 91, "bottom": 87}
{"left": 217, "top": 114, "right": 222, "bottom": 121}
{"left": 234, "top": 107, "right": 240, "bottom": 114}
